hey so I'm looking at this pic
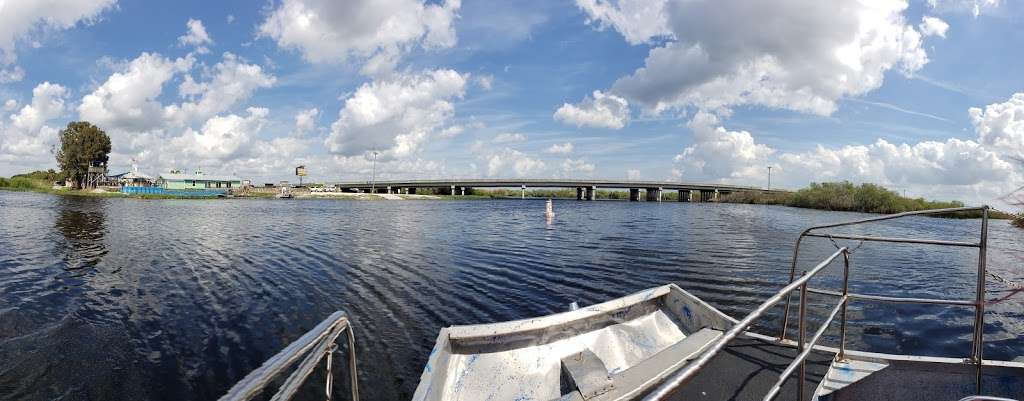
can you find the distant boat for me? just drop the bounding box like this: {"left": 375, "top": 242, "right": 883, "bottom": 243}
{"left": 276, "top": 187, "right": 293, "bottom": 199}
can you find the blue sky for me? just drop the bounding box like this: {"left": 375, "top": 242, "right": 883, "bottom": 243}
{"left": 0, "top": 0, "right": 1022, "bottom": 206}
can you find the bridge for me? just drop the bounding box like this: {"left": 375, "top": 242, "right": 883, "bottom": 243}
{"left": 327, "top": 179, "right": 782, "bottom": 202}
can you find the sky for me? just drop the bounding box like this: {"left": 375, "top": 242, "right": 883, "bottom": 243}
{"left": 0, "top": 0, "right": 1022, "bottom": 207}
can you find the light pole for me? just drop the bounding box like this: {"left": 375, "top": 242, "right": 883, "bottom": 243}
{"left": 370, "top": 150, "right": 378, "bottom": 194}
{"left": 767, "top": 166, "right": 773, "bottom": 191}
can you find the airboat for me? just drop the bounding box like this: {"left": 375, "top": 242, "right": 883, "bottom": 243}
{"left": 219, "top": 206, "right": 1023, "bottom": 401}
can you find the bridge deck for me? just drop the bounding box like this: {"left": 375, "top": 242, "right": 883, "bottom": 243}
{"left": 326, "top": 179, "right": 778, "bottom": 192}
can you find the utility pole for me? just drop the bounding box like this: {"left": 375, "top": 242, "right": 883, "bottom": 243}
{"left": 767, "top": 166, "right": 773, "bottom": 191}
{"left": 370, "top": 150, "right": 378, "bottom": 194}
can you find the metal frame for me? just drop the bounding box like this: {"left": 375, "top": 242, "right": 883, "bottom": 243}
{"left": 218, "top": 311, "right": 360, "bottom": 401}
{"left": 644, "top": 206, "right": 991, "bottom": 401}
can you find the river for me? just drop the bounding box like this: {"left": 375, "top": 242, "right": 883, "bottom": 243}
{"left": 0, "top": 190, "right": 1021, "bottom": 400}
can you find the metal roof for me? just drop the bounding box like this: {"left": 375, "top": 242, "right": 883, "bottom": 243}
{"left": 159, "top": 173, "right": 241, "bottom": 182}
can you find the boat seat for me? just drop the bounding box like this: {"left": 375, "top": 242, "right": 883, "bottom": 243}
{"left": 561, "top": 349, "right": 615, "bottom": 399}
{"left": 557, "top": 327, "right": 724, "bottom": 401}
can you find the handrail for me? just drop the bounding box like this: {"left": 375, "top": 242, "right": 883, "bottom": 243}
{"left": 641, "top": 248, "right": 848, "bottom": 401}
{"left": 778, "top": 205, "right": 990, "bottom": 396}
{"left": 219, "top": 311, "right": 360, "bottom": 401}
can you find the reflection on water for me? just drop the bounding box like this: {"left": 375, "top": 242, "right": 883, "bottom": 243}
{"left": 54, "top": 197, "right": 108, "bottom": 271}
{"left": 0, "top": 191, "right": 1021, "bottom": 400}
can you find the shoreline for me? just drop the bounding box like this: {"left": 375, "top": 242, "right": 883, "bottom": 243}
{"left": 0, "top": 184, "right": 1013, "bottom": 220}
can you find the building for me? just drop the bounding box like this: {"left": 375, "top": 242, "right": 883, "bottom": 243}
{"left": 111, "top": 171, "right": 154, "bottom": 187}
{"left": 158, "top": 172, "right": 242, "bottom": 190}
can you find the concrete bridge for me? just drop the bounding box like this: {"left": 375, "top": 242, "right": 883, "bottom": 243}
{"left": 328, "top": 179, "right": 782, "bottom": 202}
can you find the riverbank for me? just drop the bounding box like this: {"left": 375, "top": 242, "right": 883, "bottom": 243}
{"left": 719, "top": 181, "right": 1015, "bottom": 219}
{"left": 2, "top": 175, "right": 1017, "bottom": 219}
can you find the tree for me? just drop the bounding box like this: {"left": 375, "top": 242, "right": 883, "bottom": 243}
{"left": 55, "top": 121, "right": 111, "bottom": 189}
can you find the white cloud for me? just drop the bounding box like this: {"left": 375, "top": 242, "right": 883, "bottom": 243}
{"left": 581, "top": 0, "right": 938, "bottom": 116}
{"left": 79, "top": 52, "right": 194, "bottom": 132}
{"left": 627, "top": 168, "right": 640, "bottom": 180}
{"left": 969, "top": 93, "right": 1024, "bottom": 160}
{"left": 485, "top": 147, "right": 545, "bottom": 177}
{"left": 178, "top": 18, "right": 213, "bottom": 53}
{"left": 258, "top": 0, "right": 460, "bottom": 75}
{"left": 919, "top": 16, "right": 950, "bottom": 38}
{"left": 575, "top": 0, "right": 672, "bottom": 45}
{"left": 326, "top": 69, "right": 468, "bottom": 159}
{"left": 545, "top": 142, "right": 573, "bottom": 155}
{"left": 476, "top": 75, "right": 493, "bottom": 91}
{"left": 0, "top": 66, "right": 25, "bottom": 83}
{"left": 292, "top": 107, "right": 320, "bottom": 137}
{"left": 0, "top": 82, "right": 67, "bottom": 162}
{"left": 778, "top": 138, "right": 1014, "bottom": 188}
{"left": 163, "top": 52, "right": 276, "bottom": 126}
{"left": 226, "top": 14, "right": 235, "bottom": 24}
{"left": 0, "top": 0, "right": 116, "bottom": 65}
{"left": 554, "top": 90, "right": 629, "bottom": 129}
{"left": 168, "top": 107, "right": 269, "bottom": 163}
{"left": 669, "top": 94, "right": 1024, "bottom": 206}
{"left": 674, "top": 111, "right": 773, "bottom": 181}
{"left": 561, "top": 158, "right": 595, "bottom": 175}
{"left": 493, "top": 132, "right": 526, "bottom": 143}
{"left": 3, "top": 99, "right": 16, "bottom": 112}
{"left": 927, "top": 0, "right": 1001, "bottom": 18}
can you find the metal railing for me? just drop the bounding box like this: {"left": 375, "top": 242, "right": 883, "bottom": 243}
{"left": 644, "top": 206, "right": 991, "bottom": 401}
{"left": 219, "top": 311, "right": 360, "bottom": 401}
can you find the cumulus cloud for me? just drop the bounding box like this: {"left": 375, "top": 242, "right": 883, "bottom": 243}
{"left": 178, "top": 18, "right": 213, "bottom": 53}
{"left": 579, "top": 0, "right": 938, "bottom": 116}
{"left": 169, "top": 107, "right": 269, "bottom": 163}
{"left": 475, "top": 75, "right": 493, "bottom": 91}
{"left": 258, "top": 0, "right": 460, "bottom": 75}
{"left": 163, "top": 52, "right": 276, "bottom": 126}
{"left": 575, "top": 0, "right": 671, "bottom": 45}
{"left": 326, "top": 69, "right": 468, "bottom": 159}
{"left": 627, "top": 168, "right": 641, "bottom": 180}
{"left": 919, "top": 16, "right": 950, "bottom": 38}
{"left": 79, "top": 52, "right": 194, "bottom": 132}
{"left": 969, "top": 93, "right": 1024, "bottom": 160}
{"left": 485, "top": 147, "right": 545, "bottom": 177}
{"left": 493, "top": 132, "right": 526, "bottom": 143}
{"left": 674, "top": 111, "right": 773, "bottom": 181}
{"left": 0, "top": 0, "right": 116, "bottom": 65}
{"left": 0, "top": 82, "right": 67, "bottom": 162}
{"left": 554, "top": 90, "right": 629, "bottom": 129}
{"left": 292, "top": 108, "right": 320, "bottom": 137}
{"left": 672, "top": 93, "right": 1024, "bottom": 205}
{"left": 545, "top": 142, "right": 573, "bottom": 155}
{"left": 561, "top": 158, "right": 595, "bottom": 175}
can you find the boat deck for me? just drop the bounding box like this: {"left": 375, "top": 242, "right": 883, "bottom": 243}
{"left": 666, "top": 337, "right": 834, "bottom": 401}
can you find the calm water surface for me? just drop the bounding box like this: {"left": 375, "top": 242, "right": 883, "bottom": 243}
{"left": 1, "top": 191, "right": 1021, "bottom": 400}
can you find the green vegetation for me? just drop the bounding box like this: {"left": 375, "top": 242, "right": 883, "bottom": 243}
{"left": 723, "top": 181, "right": 1009, "bottom": 219}
{"left": 1014, "top": 213, "right": 1024, "bottom": 228}
{"left": 55, "top": 121, "right": 111, "bottom": 189}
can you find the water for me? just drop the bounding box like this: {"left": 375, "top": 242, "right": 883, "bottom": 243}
{"left": 0, "top": 191, "right": 1021, "bottom": 400}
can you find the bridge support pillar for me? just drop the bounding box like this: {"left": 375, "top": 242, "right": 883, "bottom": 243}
{"left": 521, "top": 185, "right": 526, "bottom": 199}
{"left": 714, "top": 189, "right": 720, "bottom": 202}
{"left": 646, "top": 187, "right": 663, "bottom": 202}
{"left": 700, "top": 190, "right": 713, "bottom": 202}
{"left": 678, "top": 190, "right": 690, "bottom": 202}
{"left": 629, "top": 188, "right": 641, "bottom": 201}
{"left": 386, "top": 186, "right": 392, "bottom": 194}
{"left": 576, "top": 187, "right": 585, "bottom": 200}
{"left": 450, "top": 185, "right": 456, "bottom": 196}
{"left": 460, "top": 187, "right": 466, "bottom": 196}
{"left": 587, "top": 186, "right": 597, "bottom": 201}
